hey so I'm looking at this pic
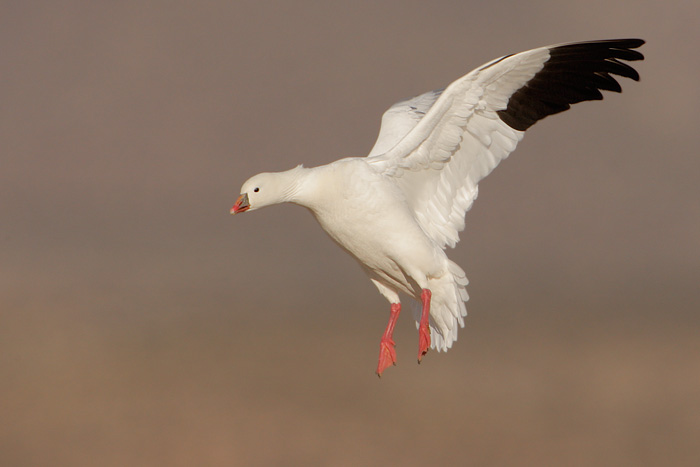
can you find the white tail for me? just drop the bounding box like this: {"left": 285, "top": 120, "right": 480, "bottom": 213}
{"left": 412, "top": 260, "right": 469, "bottom": 352}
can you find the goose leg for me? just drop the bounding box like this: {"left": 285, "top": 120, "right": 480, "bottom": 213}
{"left": 417, "top": 289, "right": 431, "bottom": 363}
{"left": 376, "top": 303, "right": 401, "bottom": 377}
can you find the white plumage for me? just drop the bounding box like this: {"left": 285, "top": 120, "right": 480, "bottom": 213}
{"left": 231, "top": 39, "right": 644, "bottom": 376}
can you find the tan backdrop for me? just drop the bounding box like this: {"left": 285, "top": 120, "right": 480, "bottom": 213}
{"left": 2, "top": 1, "right": 699, "bottom": 465}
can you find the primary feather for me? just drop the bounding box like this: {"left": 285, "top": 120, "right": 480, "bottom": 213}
{"left": 366, "top": 38, "right": 644, "bottom": 249}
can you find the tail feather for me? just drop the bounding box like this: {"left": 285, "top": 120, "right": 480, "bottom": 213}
{"left": 412, "top": 260, "right": 469, "bottom": 352}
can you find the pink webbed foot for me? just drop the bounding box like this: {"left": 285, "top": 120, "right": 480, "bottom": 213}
{"left": 376, "top": 337, "right": 397, "bottom": 377}
{"left": 376, "top": 303, "right": 401, "bottom": 377}
{"left": 417, "top": 289, "right": 431, "bottom": 363}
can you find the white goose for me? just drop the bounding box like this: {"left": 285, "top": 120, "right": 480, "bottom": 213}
{"left": 231, "top": 39, "right": 644, "bottom": 376}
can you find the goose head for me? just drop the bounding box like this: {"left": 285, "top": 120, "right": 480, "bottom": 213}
{"left": 231, "top": 166, "right": 306, "bottom": 214}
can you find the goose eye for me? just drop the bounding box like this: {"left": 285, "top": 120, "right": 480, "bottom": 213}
{"left": 253, "top": 187, "right": 260, "bottom": 193}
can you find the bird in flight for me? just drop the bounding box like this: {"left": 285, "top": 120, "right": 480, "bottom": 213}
{"left": 231, "top": 39, "right": 644, "bottom": 376}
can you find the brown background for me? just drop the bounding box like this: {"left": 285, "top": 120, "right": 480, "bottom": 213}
{"left": 2, "top": 1, "right": 699, "bottom": 465}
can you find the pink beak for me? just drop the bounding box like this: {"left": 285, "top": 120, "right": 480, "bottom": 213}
{"left": 231, "top": 193, "right": 250, "bottom": 214}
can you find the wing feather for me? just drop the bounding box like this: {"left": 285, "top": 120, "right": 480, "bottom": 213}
{"left": 366, "top": 39, "right": 644, "bottom": 248}
{"left": 366, "top": 89, "right": 443, "bottom": 158}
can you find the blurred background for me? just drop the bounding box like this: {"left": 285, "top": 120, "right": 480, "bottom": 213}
{"left": 2, "top": 1, "right": 699, "bottom": 465}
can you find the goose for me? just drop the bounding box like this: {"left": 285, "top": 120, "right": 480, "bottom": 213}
{"left": 231, "top": 39, "right": 644, "bottom": 376}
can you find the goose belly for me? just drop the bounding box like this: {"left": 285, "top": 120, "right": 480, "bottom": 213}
{"left": 312, "top": 202, "right": 443, "bottom": 296}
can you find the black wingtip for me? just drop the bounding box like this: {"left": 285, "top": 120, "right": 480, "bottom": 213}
{"left": 497, "top": 39, "right": 645, "bottom": 131}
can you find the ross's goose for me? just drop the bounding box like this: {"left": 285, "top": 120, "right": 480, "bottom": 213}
{"left": 232, "top": 39, "right": 644, "bottom": 376}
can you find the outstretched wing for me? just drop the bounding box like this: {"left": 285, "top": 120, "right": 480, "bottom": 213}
{"left": 366, "top": 89, "right": 444, "bottom": 158}
{"left": 366, "top": 39, "right": 644, "bottom": 248}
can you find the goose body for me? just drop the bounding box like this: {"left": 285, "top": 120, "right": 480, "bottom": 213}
{"left": 232, "top": 39, "right": 644, "bottom": 376}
